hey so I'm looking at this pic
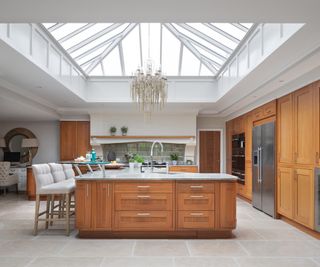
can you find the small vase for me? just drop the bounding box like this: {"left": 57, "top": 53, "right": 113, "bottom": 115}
{"left": 111, "top": 132, "right": 116, "bottom": 136}
{"left": 122, "top": 132, "right": 127, "bottom": 136}
{"left": 172, "top": 160, "right": 177, "bottom": 166}
{"left": 129, "top": 162, "right": 135, "bottom": 169}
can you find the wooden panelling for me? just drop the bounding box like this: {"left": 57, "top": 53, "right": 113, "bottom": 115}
{"left": 60, "top": 121, "right": 77, "bottom": 161}
{"left": 199, "top": 131, "right": 220, "bottom": 173}
{"left": 294, "top": 168, "right": 314, "bottom": 228}
{"left": 177, "top": 211, "right": 214, "bottom": 229}
{"left": 177, "top": 193, "right": 214, "bottom": 211}
{"left": 60, "top": 121, "right": 90, "bottom": 161}
{"left": 244, "top": 162, "right": 252, "bottom": 199}
{"left": 114, "top": 211, "right": 173, "bottom": 230}
{"left": 262, "top": 100, "right": 276, "bottom": 117}
{"left": 218, "top": 182, "right": 236, "bottom": 229}
{"left": 114, "top": 181, "right": 173, "bottom": 193}
{"left": 169, "top": 165, "right": 198, "bottom": 173}
{"left": 226, "top": 121, "right": 233, "bottom": 174}
{"left": 315, "top": 82, "right": 320, "bottom": 166}
{"left": 277, "top": 94, "right": 294, "bottom": 165}
{"left": 115, "top": 193, "right": 173, "bottom": 211}
{"left": 177, "top": 182, "right": 215, "bottom": 193}
{"left": 75, "top": 181, "right": 92, "bottom": 229}
{"left": 293, "top": 86, "right": 316, "bottom": 166}
{"left": 93, "top": 182, "right": 112, "bottom": 230}
{"left": 277, "top": 167, "right": 294, "bottom": 219}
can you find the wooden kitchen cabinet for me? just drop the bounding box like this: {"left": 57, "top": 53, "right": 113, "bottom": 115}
{"left": 316, "top": 82, "right": 320, "bottom": 166}
{"left": 226, "top": 120, "right": 233, "bottom": 174}
{"left": 277, "top": 94, "right": 294, "bottom": 165}
{"left": 93, "top": 182, "right": 112, "bottom": 230}
{"left": 233, "top": 115, "right": 245, "bottom": 134}
{"left": 293, "top": 85, "right": 316, "bottom": 166}
{"left": 60, "top": 121, "right": 91, "bottom": 161}
{"left": 294, "top": 168, "right": 314, "bottom": 228}
{"left": 277, "top": 167, "right": 294, "bottom": 219}
{"left": 76, "top": 181, "right": 92, "bottom": 229}
{"left": 218, "top": 182, "right": 236, "bottom": 229}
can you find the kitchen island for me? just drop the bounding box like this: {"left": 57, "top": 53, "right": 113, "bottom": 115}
{"left": 75, "top": 169, "right": 238, "bottom": 239}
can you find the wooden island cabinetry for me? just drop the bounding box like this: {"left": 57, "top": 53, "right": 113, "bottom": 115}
{"left": 75, "top": 179, "right": 237, "bottom": 238}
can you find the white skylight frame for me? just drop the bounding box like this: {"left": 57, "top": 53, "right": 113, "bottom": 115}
{"left": 42, "top": 23, "right": 254, "bottom": 77}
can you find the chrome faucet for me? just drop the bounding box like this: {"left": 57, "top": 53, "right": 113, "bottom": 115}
{"left": 150, "top": 140, "right": 164, "bottom": 172}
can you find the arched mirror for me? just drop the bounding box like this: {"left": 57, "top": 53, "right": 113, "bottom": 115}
{"left": 3, "top": 128, "right": 38, "bottom": 163}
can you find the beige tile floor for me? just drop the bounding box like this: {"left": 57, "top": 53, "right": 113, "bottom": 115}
{"left": 0, "top": 194, "right": 319, "bottom": 267}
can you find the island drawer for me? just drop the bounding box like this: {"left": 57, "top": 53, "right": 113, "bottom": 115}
{"left": 114, "top": 211, "right": 173, "bottom": 230}
{"left": 177, "top": 211, "right": 214, "bottom": 229}
{"left": 177, "top": 182, "right": 214, "bottom": 193}
{"left": 114, "top": 181, "right": 173, "bottom": 193}
{"left": 177, "top": 193, "right": 214, "bottom": 210}
{"left": 115, "top": 193, "right": 173, "bottom": 211}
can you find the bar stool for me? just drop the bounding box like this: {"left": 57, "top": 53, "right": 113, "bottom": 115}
{"left": 32, "top": 164, "right": 75, "bottom": 236}
{"left": 62, "top": 164, "right": 76, "bottom": 180}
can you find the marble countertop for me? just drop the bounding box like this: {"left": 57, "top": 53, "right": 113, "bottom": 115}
{"left": 75, "top": 168, "right": 238, "bottom": 181}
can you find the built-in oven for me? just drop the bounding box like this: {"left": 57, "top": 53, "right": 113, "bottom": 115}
{"left": 232, "top": 133, "right": 245, "bottom": 184}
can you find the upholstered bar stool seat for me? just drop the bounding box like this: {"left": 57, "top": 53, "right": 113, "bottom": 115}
{"left": 33, "top": 164, "right": 75, "bottom": 236}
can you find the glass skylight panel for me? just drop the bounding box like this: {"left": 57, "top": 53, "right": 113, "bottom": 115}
{"left": 122, "top": 26, "right": 141, "bottom": 75}
{"left": 161, "top": 26, "right": 180, "bottom": 76}
{"left": 187, "top": 23, "right": 238, "bottom": 50}
{"left": 101, "top": 47, "right": 122, "bottom": 76}
{"left": 181, "top": 47, "right": 201, "bottom": 76}
{"left": 42, "top": 22, "right": 252, "bottom": 77}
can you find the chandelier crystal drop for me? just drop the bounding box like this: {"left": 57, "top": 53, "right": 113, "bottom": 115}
{"left": 131, "top": 24, "right": 168, "bottom": 114}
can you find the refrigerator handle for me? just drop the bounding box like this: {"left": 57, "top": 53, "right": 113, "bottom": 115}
{"left": 258, "top": 146, "right": 262, "bottom": 183}
{"left": 257, "top": 147, "right": 260, "bottom": 183}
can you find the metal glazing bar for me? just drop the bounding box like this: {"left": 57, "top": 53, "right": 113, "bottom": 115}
{"left": 203, "top": 23, "right": 240, "bottom": 43}
{"left": 119, "top": 43, "right": 125, "bottom": 75}
{"left": 138, "top": 24, "right": 143, "bottom": 68}
{"left": 201, "top": 55, "right": 220, "bottom": 70}
{"left": 100, "top": 62, "right": 105, "bottom": 75}
{"left": 201, "top": 57, "right": 218, "bottom": 72}
{"left": 179, "top": 34, "right": 227, "bottom": 62}
{"left": 177, "top": 23, "right": 233, "bottom": 54}
{"left": 178, "top": 43, "right": 183, "bottom": 75}
{"left": 231, "top": 23, "right": 249, "bottom": 32}
{"left": 58, "top": 23, "right": 96, "bottom": 42}
{"left": 198, "top": 63, "right": 202, "bottom": 76}
{"left": 47, "top": 23, "right": 65, "bottom": 32}
{"left": 67, "top": 23, "right": 124, "bottom": 54}
{"left": 160, "top": 23, "right": 163, "bottom": 67}
{"left": 164, "top": 23, "right": 216, "bottom": 75}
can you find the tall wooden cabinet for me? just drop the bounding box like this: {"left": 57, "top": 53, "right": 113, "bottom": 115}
{"left": 60, "top": 121, "right": 91, "bottom": 161}
{"left": 276, "top": 80, "right": 319, "bottom": 230}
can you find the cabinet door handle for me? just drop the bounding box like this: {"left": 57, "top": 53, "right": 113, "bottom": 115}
{"left": 137, "top": 213, "right": 150, "bottom": 216}
{"left": 190, "top": 195, "right": 204, "bottom": 198}
{"left": 137, "top": 195, "right": 150, "bottom": 198}
{"left": 86, "top": 184, "right": 89, "bottom": 197}
{"left": 137, "top": 185, "right": 150, "bottom": 188}
{"left": 190, "top": 185, "right": 203, "bottom": 189}
{"left": 190, "top": 213, "right": 204, "bottom": 216}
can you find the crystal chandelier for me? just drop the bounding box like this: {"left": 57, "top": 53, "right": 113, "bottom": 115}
{"left": 131, "top": 24, "right": 167, "bottom": 114}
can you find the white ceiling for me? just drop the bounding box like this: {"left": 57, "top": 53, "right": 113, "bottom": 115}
{"left": 0, "top": 1, "right": 320, "bottom": 121}
{"left": 0, "top": 0, "right": 319, "bottom": 23}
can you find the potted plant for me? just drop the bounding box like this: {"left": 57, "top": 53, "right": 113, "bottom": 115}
{"left": 134, "top": 154, "right": 144, "bottom": 169}
{"left": 121, "top": 126, "right": 128, "bottom": 136}
{"left": 110, "top": 126, "right": 117, "bottom": 136}
{"left": 170, "top": 153, "right": 178, "bottom": 165}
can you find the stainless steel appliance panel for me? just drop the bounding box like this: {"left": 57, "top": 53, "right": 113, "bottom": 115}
{"left": 252, "top": 125, "right": 262, "bottom": 210}
{"left": 261, "top": 122, "right": 275, "bottom": 217}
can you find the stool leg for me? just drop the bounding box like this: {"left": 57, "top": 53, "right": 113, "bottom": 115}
{"left": 33, "top": 194, "right": 40, "bottom": 235}
{"left": 66, "top": 193, "right": 70, "bottom": 236}
{"left": 50, "top": 195, "right": 54, "bottom": 226}
{"left": 45, "top": 195, "right": 50, "bottom": 229}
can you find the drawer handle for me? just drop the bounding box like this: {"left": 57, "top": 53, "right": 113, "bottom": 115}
{"left": 137, "top": 213, "right": 150, "bottom": 216}
{"left": 137, "top": 185, "right": 150, "bottom": 188}
{"left": 137, "top": 195, "right": 151, "bottom": 198}
{"left": 190, "top": 213, "right": 204, "bottom": 216}
{"left": 190, "top": 195, "right": 204, "bottom": 198}
{"left": 190, "top": 185, "right": 203, "bottom": 189}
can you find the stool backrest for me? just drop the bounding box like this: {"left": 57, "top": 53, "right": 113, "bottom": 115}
{"left": 32, "top": 164, "right": 54, "bottom": 193}
{"left": 0, "top": 162, "right": 10, "bottom": 185}
{"left": 62, "top": 164, "right": 75, "bottom": 179}
{"left": 48, "top": 163, "right": 66, "bottom": 182}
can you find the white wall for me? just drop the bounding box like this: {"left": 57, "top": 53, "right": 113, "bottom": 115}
{"left": 197, "top": 116, "right": 227, "bottom": 172}
{"left": 91, "top": 113, "right": 197, "bottom": 136}
{"left": 0, "top": 121, "right": 59, "bottom": 163}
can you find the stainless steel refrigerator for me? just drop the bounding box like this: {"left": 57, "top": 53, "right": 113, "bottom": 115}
{"left": 252, "top": 121, "right": 275, "bottom": 217}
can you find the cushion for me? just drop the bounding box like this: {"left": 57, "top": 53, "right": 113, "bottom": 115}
{"left": 32, "top": 164, "right": 54, "bottom": 193}
{"left": 62, "top": 164, "right": 75, "bottom": 179}
{"left": 38, "top": 180, "right": 75, "bottom": 195}
{"left": 48, "top": 163, "right": 66, "bottom": 183}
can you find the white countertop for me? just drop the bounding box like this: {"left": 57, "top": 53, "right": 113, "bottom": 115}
{"left": 75, "top": 168, "right": 238, "bottom": 181}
